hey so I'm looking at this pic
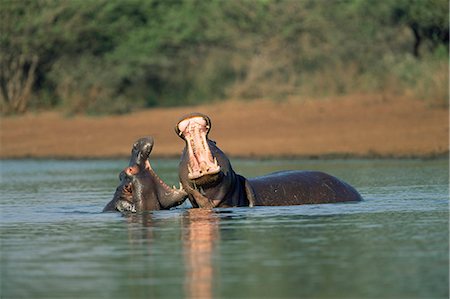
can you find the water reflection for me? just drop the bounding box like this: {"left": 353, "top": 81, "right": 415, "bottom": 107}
{"left": 122, "top": 209, "right": 219, "bottom": 299}
{"left": 182, "top": 209, "right": 219, "bottom": 299}
{"left": 125, "top": 212, "right": 155, "bottom": 249}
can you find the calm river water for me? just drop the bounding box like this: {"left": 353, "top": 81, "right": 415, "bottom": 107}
{"left": 1, "top": 158, "right": 448, "bottom": 299}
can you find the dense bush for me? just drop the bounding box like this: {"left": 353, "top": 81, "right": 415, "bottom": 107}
{"left": 1, "top": 0, "right": 448, "bottom": 115}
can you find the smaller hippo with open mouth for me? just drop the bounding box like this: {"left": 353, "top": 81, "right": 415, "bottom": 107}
{"left": 176, "top": 113, "right": 362, "bottom": 208}
{"left": 103, "top": 137, "right": 187, "bottom": 212}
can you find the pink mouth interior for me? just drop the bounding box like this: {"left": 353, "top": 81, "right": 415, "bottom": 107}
{"left": 178, "top": 116, "right": 220, "bottom": 180}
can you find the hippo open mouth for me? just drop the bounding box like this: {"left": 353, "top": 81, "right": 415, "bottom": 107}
{"left": 176, "top": 114, "right": 220, "bottom": 181}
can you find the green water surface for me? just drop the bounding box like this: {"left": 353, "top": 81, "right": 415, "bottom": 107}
{"left": 1, "top": 158, "right": 448, "bottom": 299}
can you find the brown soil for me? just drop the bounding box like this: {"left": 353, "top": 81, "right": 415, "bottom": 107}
{"left": 1, "top": 95, "right": 448, "bottom": 159}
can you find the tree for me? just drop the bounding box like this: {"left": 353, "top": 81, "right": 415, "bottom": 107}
{"left": 392, "top": 0, "right": 449, "bottom": 57}
{"left": 0, "top": 1, "right": 40, "bottom": 114}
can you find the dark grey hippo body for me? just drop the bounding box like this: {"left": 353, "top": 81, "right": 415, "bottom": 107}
{"left": 103, "top": 137, "right": 187, "bottom": 212}
{"left": 247, "top": 170, "right": 362, "bottom": 206}
{"left": 175, "top": 113, "right": 362, "bottom": 208}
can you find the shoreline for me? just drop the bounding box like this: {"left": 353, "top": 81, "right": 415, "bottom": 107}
{"left": 1, "top": 95, "right": 448, "bottom": 160}
{"left": 1, "top": 151, "right": 448, "bottom": 161}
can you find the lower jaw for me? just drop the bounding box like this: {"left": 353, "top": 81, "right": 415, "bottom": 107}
{"left": 188, "top": 166, "right": 221, "bottom": 180}
{"left": 185, "top": 133, "right": 219, "bottom": 178}
{"left": 189, "top": 172, "right": 222, "bottom": 188}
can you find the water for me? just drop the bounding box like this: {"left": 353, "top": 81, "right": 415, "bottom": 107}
{"left": 1, "top": 158, "right": 448, "bottom": 299}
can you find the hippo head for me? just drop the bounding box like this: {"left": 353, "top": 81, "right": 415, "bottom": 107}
{"left": 110, "top": 167, "right": 138, "bottom": 213}
{"left": 176, "top": 113, "right": 245, "bottom": 208}
{"left": 104, "top": 137, "right": 187, "bottom": 212}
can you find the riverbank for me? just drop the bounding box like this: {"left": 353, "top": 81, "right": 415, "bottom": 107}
{"left": 1, "top": 95, "right": 448, "bottom": 159}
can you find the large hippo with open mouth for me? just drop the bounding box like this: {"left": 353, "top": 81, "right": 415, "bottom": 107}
{"left": 175, "top": 113, "right": 362, "bottom": 208}
{"left": 103, "top": 137, "right": 187, "bottom": 212}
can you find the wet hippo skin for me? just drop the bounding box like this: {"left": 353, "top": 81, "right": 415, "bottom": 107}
{"left": 103, "top": 137, "right": 187, "bottom": 212}
{"left": 175, "top": 113, "right": 362, "bottom": 208}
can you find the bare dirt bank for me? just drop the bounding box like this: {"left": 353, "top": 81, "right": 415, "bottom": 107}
{"left": 1, "top": 95, "right": 448, "bottom": 159}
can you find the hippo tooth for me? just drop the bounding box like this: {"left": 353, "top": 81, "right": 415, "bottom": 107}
{"left": 214, "top": 158, "right": 218, "bottom": 167}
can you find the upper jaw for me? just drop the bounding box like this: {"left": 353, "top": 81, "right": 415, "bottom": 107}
{"left": 130, "top": 137, "right": 154, "bottom": 167}
{"left": 176, "top": 113, "right": 220, "bottom": 181}
{"left": 175, "top": 113, "right": 212, "bottom": 140}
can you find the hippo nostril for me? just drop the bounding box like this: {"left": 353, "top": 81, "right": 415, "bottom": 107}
{"left": 125, "top": 165, "right": 139, "bottom": 176}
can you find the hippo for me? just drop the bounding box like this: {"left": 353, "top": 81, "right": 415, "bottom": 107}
{"left": 175, "top": 113, "right": 362, "bottom": 208}
{"left": 103, "top": 137, "right": 187, "bottom": 212}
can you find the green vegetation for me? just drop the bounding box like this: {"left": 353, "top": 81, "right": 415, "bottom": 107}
{"left": 1, "top": 0, "right": 448, "bottom": 115}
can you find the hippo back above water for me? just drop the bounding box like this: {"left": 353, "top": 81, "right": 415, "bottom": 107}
{"left": 247, "top": 170, "right": 362, "bottom": 206}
